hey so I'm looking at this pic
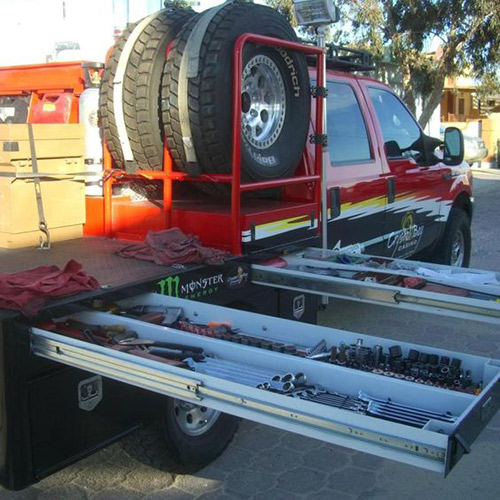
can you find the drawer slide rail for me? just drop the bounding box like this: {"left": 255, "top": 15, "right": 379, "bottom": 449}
{"left": 252, "top": 252, "right": 500, "bottom": 325}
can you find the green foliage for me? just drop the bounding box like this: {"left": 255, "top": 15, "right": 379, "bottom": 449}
{"left": 267, "top": 0, "right": 500, "bottom": 127}
{"left": 267, "top": 0, "right": 297, "bottom": 27}
{"left": 164, "top": 0, "right": 190, "bottom": 9}
{"left": 476, "top": 73, "right": 500, "bottom": 112}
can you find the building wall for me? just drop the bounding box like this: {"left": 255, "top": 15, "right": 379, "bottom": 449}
{"left": 441, "top": 76, "right": 499, "bottom": 168}
{"left": 441, "top": 89, "right": 481, "bottom": 123}
{"left": 481, "top": 114, "right": 500, "bottom": 168}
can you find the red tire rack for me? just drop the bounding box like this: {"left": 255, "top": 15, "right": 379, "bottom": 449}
{"left": 103, "top": 34, "right": 325, "bottom": 255}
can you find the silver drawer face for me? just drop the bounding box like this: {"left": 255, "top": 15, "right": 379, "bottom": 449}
{"left": 31, "top": 293, "right": 500, "bottom": 476}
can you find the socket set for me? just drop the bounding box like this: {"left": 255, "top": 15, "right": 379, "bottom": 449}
{"left": 322, "top": 339, "right": 482, "bottom": 395}
{"left": 120, "top": 305, "right": 482, "bottom": 394}
{"left": 185, "top": 357, "right": 457, "bottom": 429}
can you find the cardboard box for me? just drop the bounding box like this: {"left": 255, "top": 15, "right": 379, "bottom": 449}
{"left": 0, "top": 123, "right": 84, "bottom": 175}
{"left": 0, "top": 177, "right": 85, "bottom": 249}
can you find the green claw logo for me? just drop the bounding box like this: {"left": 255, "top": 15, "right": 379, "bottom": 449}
{"left": 157, "top": 276, "right": 180, "bottom": 297}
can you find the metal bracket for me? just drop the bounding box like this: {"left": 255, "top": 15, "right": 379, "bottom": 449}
{"left": 311, "top": 86, "right": 328, "bottom": 98}
{"left": 309, "top": 134, "right": 328, "bottom": 147}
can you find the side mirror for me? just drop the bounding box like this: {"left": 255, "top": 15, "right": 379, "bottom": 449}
{"left": 443, "top": 127, "right": 464, "bottom": 166}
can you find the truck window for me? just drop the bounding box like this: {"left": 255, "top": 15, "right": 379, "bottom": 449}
{"left": 368, "top": 87, "right": 422, "bottom": 160}
{"left": 326, "top": 82, "right": 372, "bottom": 165}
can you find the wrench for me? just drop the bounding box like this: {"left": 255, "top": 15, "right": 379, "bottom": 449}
{"left": 358, "top": 392, "right": 457, "bottom": 421}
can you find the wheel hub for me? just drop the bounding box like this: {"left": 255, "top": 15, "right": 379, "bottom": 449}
{"left": 241, "top": 55, "right": 286, "bottom": 151}
{"left": 173, "top": 400, "right": 220, "bottom": 436}
{"left": 450, "top": 230, "right": 465, "bottom": 267}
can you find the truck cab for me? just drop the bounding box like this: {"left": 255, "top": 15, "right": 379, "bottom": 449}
{"left": 320, "top": 66, "right": 473, "bottom": 266}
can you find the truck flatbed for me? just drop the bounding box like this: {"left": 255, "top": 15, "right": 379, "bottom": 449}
{"left": 0, "top": 237, "right": 202, "bottom": 319}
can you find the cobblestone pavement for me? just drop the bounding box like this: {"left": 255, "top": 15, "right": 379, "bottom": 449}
{"left": 2, "top": 172, "right": 499, "bottom": 499}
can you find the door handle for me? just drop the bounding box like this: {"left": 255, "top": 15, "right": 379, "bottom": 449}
{"left": 387, "top": 177, "right": 395, "bottom": 204}
{"left": 330, "top": 187, "right": 341, "bottom": 219}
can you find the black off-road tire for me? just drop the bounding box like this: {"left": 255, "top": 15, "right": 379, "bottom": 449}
{"left": 99, "top": 23, "right": 138, "bottom": 170}
{"left": 432, "top": 208, "right": 471, "bottom": 267}
{"left": 162, "top": 3, "right": 310, "bottom": 196}
{"left": 162, "top": 398, "right": 240, "bottom": 473}
{"left": 123, "top": 8, "right": 195, "bottom": 171}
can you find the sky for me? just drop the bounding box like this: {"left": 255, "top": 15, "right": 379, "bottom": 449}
{"left": 0, "top": 0, "right": 226, "bottom": 65}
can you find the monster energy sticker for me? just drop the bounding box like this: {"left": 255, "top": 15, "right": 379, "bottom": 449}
{"left": 157, "top": 273, "right": 224, "bottom": 299}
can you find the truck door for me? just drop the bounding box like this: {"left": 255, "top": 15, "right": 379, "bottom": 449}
{"left": 324, "top": 78, "right": 388, "bottom": 254}
{"left": 365, "top": 85, "right": 443, "bottom": 259}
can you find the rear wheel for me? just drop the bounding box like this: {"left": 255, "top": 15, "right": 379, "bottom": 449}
{"left": 432, "top": 208, "right": 471, "bottom": 267}
{"left": 162, "top": 397, "right": 239, "bottom": 472}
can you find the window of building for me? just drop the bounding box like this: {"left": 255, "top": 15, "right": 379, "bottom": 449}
{"left": 326, "top": 82, "right": 372, "bottom": 165}
{"left": 458, "top": 98, "right": 465, "bottom": 115}
{"left": 368, "top": 87, "right": 422, "bottom": 159}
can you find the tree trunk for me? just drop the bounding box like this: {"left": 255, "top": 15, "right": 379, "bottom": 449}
{"left": 403, "top": 86, "right": 416, "bottom": 116}
{"left": 418, "top": 77, "right": 445, "bottom": 130}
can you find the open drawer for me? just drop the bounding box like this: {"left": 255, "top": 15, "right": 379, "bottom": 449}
{"left": 31, "top": 293, "right": 500, "bottom": 476}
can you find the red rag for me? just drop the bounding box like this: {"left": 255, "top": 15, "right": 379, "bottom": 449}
{"left": 118, "top": 228, "right": 228, "bottom": 266}
{"left": 0, "top": 260, "right": 100, "bottom": 316}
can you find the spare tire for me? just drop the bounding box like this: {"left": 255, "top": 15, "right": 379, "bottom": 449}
{"left": 100, "top": 8, "right": 194, "bottom": 172}
{"left": 99, "top": 22, "right": 138, "bottom": 170}
{"left": 162, "top": 2, "right": 310, "bottom": 196}
{"left": 122, "top": 8, "right": 195, "bottom": 171}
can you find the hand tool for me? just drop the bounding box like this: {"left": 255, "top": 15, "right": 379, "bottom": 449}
{"left": 162, "top": 307, "right": 184, "bottom": 326}
{"left": 202, "top": 357, "right": 278, "bottom": 378}
{"left": 358, "top": 392, "right": 457, "bottom": 422}
{"left": 148, "top": 347, "right": 205, "bottom": 361}
{"left": 113, "top": 346, "right": 186, "bottom": 367}
{"left": 127, "top": 305, "right": 171, "bottom": 315}
{"left": 305, "top": 338, "right": 327, "bottom": 357}
{"left": 117, "top": 338, "right": 204, "bottom": 353}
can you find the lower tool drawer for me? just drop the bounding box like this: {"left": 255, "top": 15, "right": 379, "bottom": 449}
{"left": 30, "top": 293, "right": 500, "bottom": 476}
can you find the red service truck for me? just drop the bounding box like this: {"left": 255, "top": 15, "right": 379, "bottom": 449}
{"left": 0, "top": 1, "right": 498, "bottom": 491}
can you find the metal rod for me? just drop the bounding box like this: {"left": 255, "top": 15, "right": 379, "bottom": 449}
{"left": 103, "top": 140, "right": 113, "bottom": 238}
{"left": 317, "top": 26, "right": 328, "bottom": 256}
{"left": 162, "top": 134, "right": 173, "bottom": 229}
{"left": 231, "top": 35, "right": 244, "bottom": 255}
{"left": 240, "top": 175, "right": 321, "bottom": 192}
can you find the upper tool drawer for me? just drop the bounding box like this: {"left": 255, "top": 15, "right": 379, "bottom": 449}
{"left": 30, "top": 293, "right": 500, "bottom": 476}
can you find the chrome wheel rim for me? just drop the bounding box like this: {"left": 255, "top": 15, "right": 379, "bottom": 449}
{"left": 241, "top": 55, "right": 286, "bottom": 150}
{"left": 450, "top": 230, "right": 465, "bottom": 267}
{"left": 173, "top": 399, "right": 220, "bottom": 436}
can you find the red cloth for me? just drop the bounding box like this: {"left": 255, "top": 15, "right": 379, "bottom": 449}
{"left": 0, "top": 260, "right": 100, "bottom": 316}
{"left": 118, "top": 228, "right": 228, "bottom": 266}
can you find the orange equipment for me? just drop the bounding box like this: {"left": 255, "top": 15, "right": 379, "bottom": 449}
{"left": 0, "top": 61, "right": 103, "bottom": 124}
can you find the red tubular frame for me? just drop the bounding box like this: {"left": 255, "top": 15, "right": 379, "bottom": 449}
{"left": 231, "top": 34, "right": 324, "bottom": 254}
{"left": 102, "top": 33, "right": 325, "bottom": 255}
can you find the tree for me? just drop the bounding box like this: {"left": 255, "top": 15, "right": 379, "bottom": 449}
{"left": 164, "top": 0, "right": 190, "bottom": 9}
{"left": 268, "top": 0, "right": 500, "bottom": 128}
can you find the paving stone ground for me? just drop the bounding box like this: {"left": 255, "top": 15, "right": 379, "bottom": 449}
{"left": 2, "top": 172, "right": 499, "bottom": 499}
